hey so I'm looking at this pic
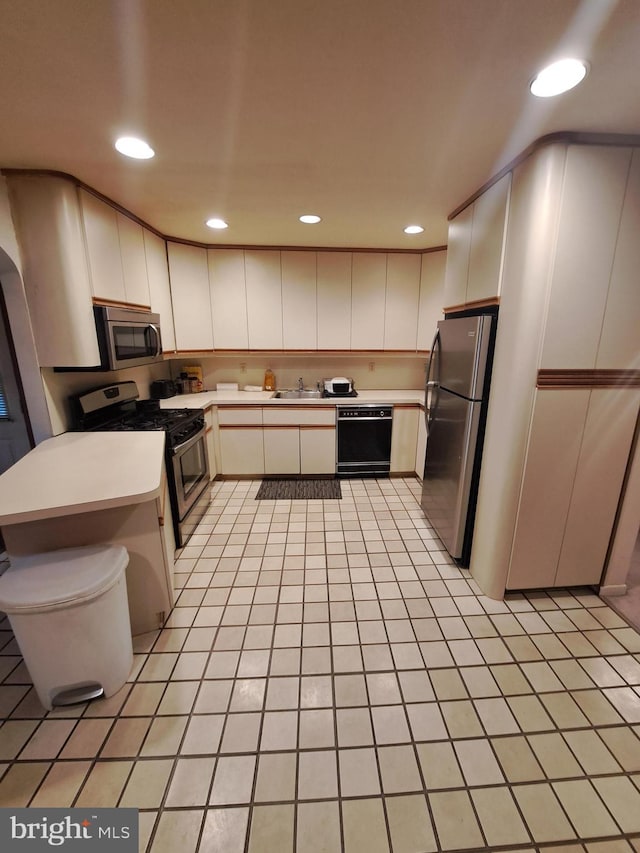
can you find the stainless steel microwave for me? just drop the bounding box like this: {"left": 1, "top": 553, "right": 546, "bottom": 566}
{"left": 94, "top": 305, "right": 163, "bottom": 370}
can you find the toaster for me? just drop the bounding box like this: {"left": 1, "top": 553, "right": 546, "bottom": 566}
{"left": 150, "top": 379, "right": 177, "bottom": 399}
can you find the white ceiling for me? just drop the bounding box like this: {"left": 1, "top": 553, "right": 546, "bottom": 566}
{"left": 1, "top": 0, "right": 640, "bottom": 249}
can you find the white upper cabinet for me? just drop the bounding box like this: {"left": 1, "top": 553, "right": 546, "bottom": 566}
{"left": 597, "top": 148, "right": 640, "bottom": 369}
{"left": 80, "top": 189, "right": 126, "bottom": 304}
{"left": 417, "top": 250, "right": 446, "bottom": 350}
{"left": 282, "top": 251, "right": 317, "bottom": 350}
{"left": 442, "top": 173, "right": 509, "bottom": 311}
{"left": 466, "top": 173, "right": 510, "bottom": 304}
{"left": 144, "top": 230, "right": 176, "bottom": 352}
{"left": 317, "top": 251, "right": 351, "bottom": 349}
{"left": 245, "top": 250, "right": 283, "bottom": 349}
{"left": 116, "top": 212, "right": 150, "bottom": 307}
{"left": 384, "top": 253, "right": 421, "bottom": 350}
{"left": 167, "top": 242, "right": 214, "bottom": 351}
{"left": 540, "top": 146, "right": 631, "bottom": 369}
{"left": 6, "top": 174, "right": 100, "bottom": 367}
{"left": 351, "top": 252, "right": 386, "bottom": 349}
{"left": 81, "top": 190, "right": 152, "bottom": 308}
{"left": 442, "top": 203, "right": 472, "bottom": 310}
{"left": 208, "top": 249, "right": 249, "bottom": 350}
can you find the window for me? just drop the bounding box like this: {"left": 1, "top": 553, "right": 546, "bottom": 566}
{"left": 0, "top": 375, "right": 8, "bottom": 419}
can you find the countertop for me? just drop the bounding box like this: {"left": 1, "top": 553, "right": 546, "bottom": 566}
{"left": 0, "top": 432, "right": 166, "bottom": 525}
{"left": 160, "top": 389, "right": 425, "bottom": 409}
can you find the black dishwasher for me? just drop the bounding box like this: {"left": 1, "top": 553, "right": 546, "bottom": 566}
{"left": 336, "top": 405, "right": 393, "bottom": 477}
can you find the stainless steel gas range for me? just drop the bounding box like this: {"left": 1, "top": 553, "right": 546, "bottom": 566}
{"left": 70, "top": 382, "right": 211, "bottom": 547}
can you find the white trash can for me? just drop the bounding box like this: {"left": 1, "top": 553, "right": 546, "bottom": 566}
{"left": 0, "top": 544, "right": 133, "bottom": 710}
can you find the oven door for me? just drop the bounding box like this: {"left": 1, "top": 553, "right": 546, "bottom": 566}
{"left": 170, "top": 428, "right": 210, "bottom": 522}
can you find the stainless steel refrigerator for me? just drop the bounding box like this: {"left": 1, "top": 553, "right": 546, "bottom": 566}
{"left": 421, "top": 313, "right": 496, "bottom": 565}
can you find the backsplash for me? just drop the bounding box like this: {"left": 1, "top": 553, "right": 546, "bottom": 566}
{"left": 41, "top": 362, "right": 172, "bottom": 435}
{"left": 168, "top": 354, "right": 427, "bottom": 393}
{"left": 41, "top": 355, "right": 427, "bottom": 436}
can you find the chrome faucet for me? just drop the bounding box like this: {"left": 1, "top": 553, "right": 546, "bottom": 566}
{"left": 297, "top": 377, "right": 304, "bottom": 391}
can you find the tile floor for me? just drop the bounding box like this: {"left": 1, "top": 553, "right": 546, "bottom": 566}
{"left": 1, "top": 477, "right": 640, "bottom": 852}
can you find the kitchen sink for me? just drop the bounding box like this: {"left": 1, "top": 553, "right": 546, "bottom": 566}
{"left": 273, "top": 389, "right": 323, "bottom": 399}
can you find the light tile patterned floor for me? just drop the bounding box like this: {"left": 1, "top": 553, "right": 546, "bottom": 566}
{"left": 1, "top": 477, "right": 640, "bottom": 852}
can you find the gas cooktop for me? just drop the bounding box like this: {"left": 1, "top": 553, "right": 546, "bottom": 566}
{"left": 70, "top": 381, "right": 204, "bottom": 448}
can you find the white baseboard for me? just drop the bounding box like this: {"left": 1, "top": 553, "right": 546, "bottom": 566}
{"left": 600, "top": 583, "right": 628, "bottom": 597}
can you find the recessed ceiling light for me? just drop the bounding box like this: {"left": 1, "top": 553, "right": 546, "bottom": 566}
{"left": 530, "top": 58, "right": 588, "bottom": 97}
{"left": 299, "top": 214, "right": 321, "bottom": 224}
{"left": 114, "top": 136, "right": 155, "bottom": 159}
{"left": 205, "top": 218, "right": 229, "bottom": 230}
{"left": 404, "top": 224, "right": 424, "bottom": 234}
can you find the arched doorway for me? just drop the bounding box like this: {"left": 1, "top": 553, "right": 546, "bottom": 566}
{"left": 0, "top": 281, "right": 32, "bottom": 474}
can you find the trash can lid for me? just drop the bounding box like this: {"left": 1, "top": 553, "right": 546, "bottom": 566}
{"left": 0, "top": 545, "right": 129, "bottom": 613}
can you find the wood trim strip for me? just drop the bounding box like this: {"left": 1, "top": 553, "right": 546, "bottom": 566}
{"left": 219, "top": 424, "right": 264, "bottom": 430}
{"left": 444, "top": 296, "right": 501, "bottom": 313}
{"left": 176, "top": 349, "right": 427, "bottom": 355}
{"left": 537, "top": 369, "right": 640, "bottom": 389}
{"left": 1, "top": 168, "right": 448, "bottom": 255}
{"left": 92, "top": 297, "right": 152, "bottom": 311}
{"left": 393, "top": 403, "right": 420, "bottom": 410}
{"left": 448, "top": 131, "right": 640, "bottom": 221}
{"left": 299, "top": 424, "right": 336, "bottom": 430}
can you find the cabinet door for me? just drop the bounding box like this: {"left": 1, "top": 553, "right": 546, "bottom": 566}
{"left": 556, "top": 388, "right": 640, "bottom": 586}
{"left": 384, "top": 254, "right": 421, "bottom": 350}
{"left": 466, "top": 173, "right": 510, "bottom": 303}
{"left": 507, "top": 389, "right": 590, "bottom": 590}
{"left": 317, "top": 251, "right": 351, "bottom": 349}
{"left": 390, "top": 407, "right": 419, "bottom": 473}
{"left": 245, "top": 250, "right": 283, "bottom": 349}
{"left": 167, "top": 242, "right": 214, "bottom": 351}
{"left": 417, "top": 250, "right": 446, "bottom": 350}
{"left": 540, "top": 146, "right": 631, "bottom": 369}
{"left": 351, "top": 253, "right": 386, "bottom": 349}
{"left": 300, "top": 427, "right": 336, "bottom": 475}
{"left": 144, "top": 229, "right": 176, "bottom": 352}
{"left": 80, "top": 189, "right": 126, "bottom": 303}
{"left": 264, "top": 428, "right": 300, "bottom": 474}
{"left": 208, "top": 249, "right": 248, "bottom": 349}
{"left": 117, "top": 212, "right": 150, "bottom": 307}
{"left": 6, "top": 175, "right": 100, "bottom": 367}
{"left": 219, "top": 428, "right": 264, "bottom": 475}
{"left": 597, "top": 148, "right": 640, "bottom": 369}
{"left": 282, "top": 251, "right": 317, "bottom": 349}
{"left": 442, "top": 204, "right": 473, "bottom": 310}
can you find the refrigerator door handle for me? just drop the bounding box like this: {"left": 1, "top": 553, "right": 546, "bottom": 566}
{"left": 425, "top": 328, "right": 441, "bottom": 429}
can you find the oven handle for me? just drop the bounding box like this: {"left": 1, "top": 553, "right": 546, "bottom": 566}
{"left": 170, "top": 427, "right": 206, "bottom": 455}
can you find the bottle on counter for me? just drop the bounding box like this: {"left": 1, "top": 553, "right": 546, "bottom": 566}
{"left": 263, "top": 368, "right": 276, "bottom": 391}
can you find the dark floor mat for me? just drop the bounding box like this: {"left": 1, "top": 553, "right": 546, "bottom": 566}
{"left": 255, "top": 479, "right": 342, "bottom": 500}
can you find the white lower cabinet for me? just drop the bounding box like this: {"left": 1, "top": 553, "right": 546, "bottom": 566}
{"left": 264, "top": 428, "right": 300, "bottom": 475}
{"left": 390, "top": 406, "right": 419, "bottom": 473}
{"left": 219, "top": 429, "right": 265, "bottom": 476}
{"left": 216, "top": 406, "right": 336, "bottom": 476}
{"left": 218, "top": 407, "right": 264, "bottom": 476}
{"left": 507, "top": 387, "right": 640, "bottom": 590}
{"left": 301, "top": 427, "right": 336, "bottom": 475}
